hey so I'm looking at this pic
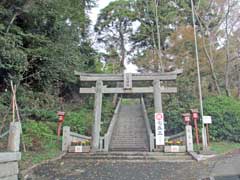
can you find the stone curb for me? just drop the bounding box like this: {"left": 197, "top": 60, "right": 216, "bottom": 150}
{"left": 189, "top": 152, "right": 216, "bottom": 162}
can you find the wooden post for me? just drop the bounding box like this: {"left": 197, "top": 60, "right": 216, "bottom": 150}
{"left": 92, "top": 80, "right": 103, "bottom": 152}
{"left": 153, "top": 80, "right": 162, "bottom": 113}
{"left": 62, "top": 126, "right": 70, "bottom": 152}
{"left": 7, "top": 122, "right": 21, "bottom": 152}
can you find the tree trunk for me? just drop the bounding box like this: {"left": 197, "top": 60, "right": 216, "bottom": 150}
{"left": 224, "top": 0, "right": 231, "bottom": 96}
{"left": 238, "top": 68, "right": 240, "bottom": 99}
{"left": 6, "top": 12, "right": 18, "bottom": 33}
{"left": 154, "top": 0, "right": 164, "bottom": 72}
{"left": 194, "top": 10, "right": 221, "bottom": 95}
{"left": 202, "top": 35, "right": 221, "bottom": 95}
{"left": 119, "top": 23, "right": 125, "bottom": 69}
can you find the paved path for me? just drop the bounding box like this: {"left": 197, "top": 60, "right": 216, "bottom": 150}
{"left": 23, "top": 152, "right": 240, "bottom": 180}
{"left": 24, "top": 158, "right": 212, "bottom": 180}
{"left": 209, "top": 152, "right": 240, "bottom": 180}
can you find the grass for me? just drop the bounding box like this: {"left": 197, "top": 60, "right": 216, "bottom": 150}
{"left": 193, "top": 141, "right": 240, "bottom": 154}
{"left": 20, "top": 139, "right": 61, "bottom": 170}
{"left": 209, "top": 141, "right": 240, "bottom": 154}
{"left": 121, "top": 98, "right": 140, "bottom": 105}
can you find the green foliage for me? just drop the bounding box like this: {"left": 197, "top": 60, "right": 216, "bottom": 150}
{"left": 101, "top": 98, "right": 115, "bottom": 135}
{"left": 21, "top": 120, "right": 60, "bottom": 169}
{"left": 130, "top": 0, "right": 191, "bottom": 58}
{"left": 203, "top": 96, "right": 240, "bottom": 142}
{"left": 95, "top": 0, "right": 137, "bottom": 68}
{"left": 0, "top": 1, "right": 97, "bottom": 92}
{"left": 63, "top": 97, "right": 115, "bottom": 136}
{"left": 22, "top": 120, "right": 57, "bottom": 151}
{"left": 64, "top": 109, "right": 93, "bottom": 136}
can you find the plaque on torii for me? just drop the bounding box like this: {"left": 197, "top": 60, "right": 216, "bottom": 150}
{"left": 124, "top": 73, "right": 132, "bottom": 89}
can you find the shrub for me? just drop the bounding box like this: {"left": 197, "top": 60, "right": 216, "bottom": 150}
{"left": 63, "top": 109, "right": 93, "bottom": 136}
{"left": 22, "top": 120, "right": 57, "bottom": 151}
{"left": 203, "top": 96, "right": 240, "bottom": 142}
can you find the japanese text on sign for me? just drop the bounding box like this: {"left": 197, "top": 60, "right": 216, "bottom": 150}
{"left": 155, "top": 113, "right": 165, "bottom": 145}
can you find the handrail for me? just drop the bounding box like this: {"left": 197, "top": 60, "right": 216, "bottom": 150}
{"left": 0, "top": 130, "right": 9, "bottom": 139}
{"left": 140, "top": 97, "right": 154, "bottom": 151}
{"left": 69, "top": 132, "right": 91, "bottom": 140}
{"left": 165, "top": 131, "right": 185, "bottom": 141}
{"left": 103, "top": 98, "right": 122, "bottom": 151}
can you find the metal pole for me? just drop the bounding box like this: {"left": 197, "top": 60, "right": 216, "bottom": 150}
{"left": 190, "top": 0, "right": 207, "bottom": 150}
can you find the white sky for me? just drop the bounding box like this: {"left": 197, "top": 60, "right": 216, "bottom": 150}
{"left": 88, "top": 0, "right": 138, "bottom": 73}
{"left": 89, "top": 0, "right": 115, "bottom": 25}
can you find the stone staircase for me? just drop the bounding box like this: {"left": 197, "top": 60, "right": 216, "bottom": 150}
{"left": 109, "top": 102, "right": 149, "bottom": 152}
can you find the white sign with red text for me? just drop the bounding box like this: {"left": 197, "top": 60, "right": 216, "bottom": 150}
{"left": 155, "top": 113, "right": 165, "bottom": 145}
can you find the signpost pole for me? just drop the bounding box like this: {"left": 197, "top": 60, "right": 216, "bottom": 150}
{"left": 190, "top": 0, "right": 208, "bottom": 151}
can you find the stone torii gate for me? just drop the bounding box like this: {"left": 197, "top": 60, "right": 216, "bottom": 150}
{"left": 75, "top": 70, "right": 182, "bottom": 151}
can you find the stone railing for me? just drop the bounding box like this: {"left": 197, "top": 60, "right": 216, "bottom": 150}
{"left": 0, "top": 122, "right": 21, "bottom": 180}
{"left": 140, "top": 97, "right": 154, "bottom": 152}
{"left": 166, "top": 131, "right": 185, "bottom": 141}
{"left": 62, "top": 126, "right": 91, "bottom": 152}
{"left": 103, "top": 98, "right": 122, "bottom": 151}
{"left": 0, "top": 152, "right": 21, "bottom": 179}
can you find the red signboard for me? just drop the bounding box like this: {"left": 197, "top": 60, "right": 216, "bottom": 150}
{"left": 155, "top": 113, "right": 164, "bottom": 121}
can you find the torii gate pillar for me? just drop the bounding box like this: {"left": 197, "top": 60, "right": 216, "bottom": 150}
{"left": 153, "top": 80, "right": 162, "bottom": 113}
{"left": 92, "top": 80, "right": 103, "bottom": 152}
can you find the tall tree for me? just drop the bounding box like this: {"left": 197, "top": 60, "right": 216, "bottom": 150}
{"left": 130, "top": 0, "right": 191, "bottom": 72}
{"left": 0, "top": 0, "right": 97, "bottom": 92}
{"left": 95, "top": 0, "right": 136, "bottom": 70}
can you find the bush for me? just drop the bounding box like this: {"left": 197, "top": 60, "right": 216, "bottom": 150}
{"left": 203, "top": 96, "right": 240, "bottom": 142}
{"left": 22, "top": 120, "right": 57, "bottom": 151}
{"left": 63, "top": 109, "right": 93, "bottom": 136}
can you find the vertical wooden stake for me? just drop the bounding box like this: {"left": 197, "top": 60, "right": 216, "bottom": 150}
{"left": 194, "top": 119, "right": 200, "bottom": 146}
{"left": 10, "top": 81, "right": 16, "bottom": 123}
{"left": 206, "top": 124, "right": 210, "bottom": 146}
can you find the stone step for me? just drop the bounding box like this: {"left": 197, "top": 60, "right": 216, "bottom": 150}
{"left": 109, "top": 102, "right": 149, "bottom": 151}
{"left": 110, "top": 144, "right": 148, "bottom": 148}
{"left": 64, "top": 152, "right": 193, "bottom": 161}
{"left": 112, "top": 136, "right": 147, "bottom": 139}
{"left": 109, "top": 148, "right": 149, "bottom": 152}
{"left": 67, "top": 152, "right": 189, "bottom": 156}
{"left": 113, "top": 129, "right": 147, "bottom": 132}
{"left": 110, "top": 141, "right": 148, "bottom": 145}
{"left": 110, "top": 140, "right": 148, "bottom": 144}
